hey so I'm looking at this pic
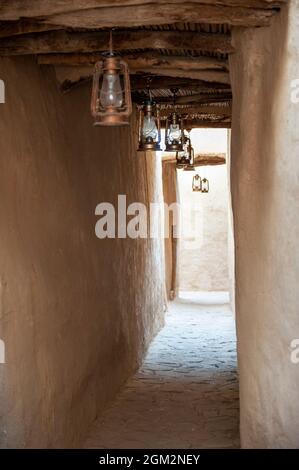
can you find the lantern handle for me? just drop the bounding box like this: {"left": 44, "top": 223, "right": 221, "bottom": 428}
{"left": 109, "top": 28, "right": 116, "bottom": 56}
{"left": 146, "top": 76, "right": 153, "bottom": 102}
{"left": 170, "top": 87, "right": 178, "bottom": 112}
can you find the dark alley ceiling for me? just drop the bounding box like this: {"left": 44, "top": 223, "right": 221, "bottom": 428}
{"left": 0, "top": 1, "right": 287, "bottom": 128}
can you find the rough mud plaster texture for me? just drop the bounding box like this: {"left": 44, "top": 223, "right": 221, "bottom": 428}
{"left": 230, "top": 2, "right": 299, "bottom": 448}
{"left": 0, "top": 57, "right": 164, "bottom": 448}
{"left": 178, "top": 164, "right": 229, "bottom": 292}
{"left": 226, "top": 131, "right": 235, "bottom": 314}
{"left": 162, "top": 161, "right": 179, "bottom": 300}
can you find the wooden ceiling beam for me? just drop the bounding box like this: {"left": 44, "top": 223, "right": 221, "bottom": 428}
{"left": 51, "top": 62, "right": 230, "bottom": 85}
{"left": 0, "top": 2, "right": 285, "bottom": 28}
{"left": 131, "top": 76, "right": 230, "bottom": 92}
{"left": 154, "top": 93, "right": 232, "bottom": 105}
{"left": 52, "top": 60, "right": 233, "bottom": 102}
{"left": 0, "top": 30, "right": 233, "bottom": 56}
{"left": 38, "top": 53, "right": 229, "bottom": 71}
{"left": 163, "top": 153, "right": 226, "bottom": 165}
{"left": 59, "top": 74, "right": 231, "bottom": 94}
{"left": 27, "top": 6, "right": 278, "bottom": 29}
{"left": 58, "top": 74, "right": 232, "bottom": 101}
{"left": 132, "top": 67, "right": 230, "bottom": 84}
{"left": 161, "top": 120, "right": 231, "bottom": 129}
{"left": 193, "top": 154, "right": 226, "bottom": 166}
{"left": 159, "top": 105, "right": 232, "bottom": 117}
{"left": 0, "top": 20, "right": 62, "bottom": 38}
{"left": 0, "top": 1, "right": 286, "bottom": 21}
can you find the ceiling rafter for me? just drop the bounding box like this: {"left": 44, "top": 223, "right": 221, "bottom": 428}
{"left": 37, "top": 52, "right": 229, "bottom": 71}
{"left": 0, "top": 1, "right": 286, "bottom": 28}
{"left": 0, "top": 0, "right": 286, "bottom": 21}
{"left": 0, "top": 30, "right": 234, "bottom": 56}
{"left": 0, "top": 0, "right": 285, "bottom": 127}
{"left": 162, "top": 153, "right": 226, "bottom": 165}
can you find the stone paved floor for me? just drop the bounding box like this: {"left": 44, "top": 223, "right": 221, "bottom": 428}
{"left": 84, "top": 293, "right": 240, "bottom": 449}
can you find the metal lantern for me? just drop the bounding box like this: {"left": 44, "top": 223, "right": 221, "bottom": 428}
{"left": 183, "top": 137, "right": 195, "bottom": 171}
{"left": 192, "top": 174, "right": 202, "bottom": 192}
{"left": 165, "top": 112, "right": 184, "bottom": 152}
{"left": 176, "top": 132, "right": 190, "bottom": 168}
{"left": 201, "top": 177, "right": 210, "bottom": 193}
{"left": 165, "top": 89, "right": 184, "bottom": 152}
{"left": 91, "top": 32, "right": 132, "bottom": 126}
{"left": 138, "top": 100, "right": 161, "bottom": 151}
{"left": 176, "top": 151, "right": 189, "bottom": 169}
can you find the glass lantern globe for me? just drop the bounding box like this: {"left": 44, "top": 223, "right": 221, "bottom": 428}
{"left": 91, "top": 55, "right": 132, "bottom": 126}
{"left": 165, "top": 112, "right": 184, "bottom": 152}
{"left": 138, "top": 100, "right": 161, "bottom": 151}
{"left": 192, "top": 174, "right": 202, "bottom": 192}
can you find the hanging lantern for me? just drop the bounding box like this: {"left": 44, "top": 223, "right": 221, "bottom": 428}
{"left": 138, "top": 81, "right": 161, "bottom": 151}
{"left": 183, "top": 136, "right": 195, "bottom": 171}
{"left": 165, "top": 113, "right": 184, "bottom": 152}
{"left": 138, "top": 101, "right": 161, "bottom": 151}
{"left": 201, "top": 177, "right": 210, "bottom": 193}
{"left": 91, "top": 31, "right": 132, "bottom": 126}
{"left": 165, "top": 89, "right": 184, "bottom": 152}
{"left": 176, "top": 151, "right": 189, "bottom": 169}
{"left": 176, "top": 132, "right": 190, "bottom": 168}
{"left": 192, "top": 174, "right": 202, "bottom": 192}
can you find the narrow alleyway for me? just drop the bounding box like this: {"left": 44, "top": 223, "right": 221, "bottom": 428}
{"left": 84, "top": 294, "right": 239, "bottom": 449}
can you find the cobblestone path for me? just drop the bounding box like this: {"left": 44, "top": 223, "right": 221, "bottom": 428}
{"left": 84, "top": 295, "right": 239, "bottom": 449}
